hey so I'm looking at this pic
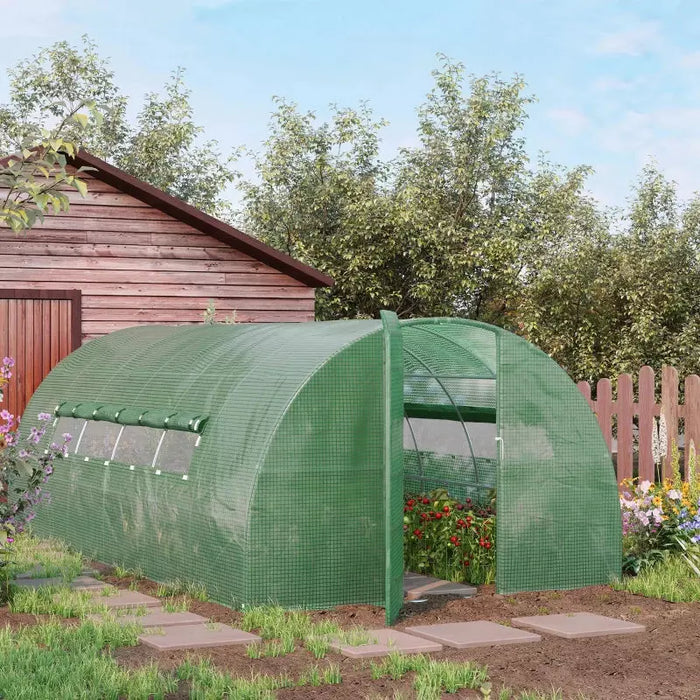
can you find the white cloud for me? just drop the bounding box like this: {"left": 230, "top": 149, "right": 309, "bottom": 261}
{"left": 0, "top": 0, "right": 75, "bottom": 38}
{"left": 592, "top": 76, "right": 640, "bottom": 93}
{"left": 678, "top": 51, "right": 700, "bottom": 70}
{"left": 594, "top": 21, "right": 661, "bottom": 56}
{"left": 548, "top": 108, "right": 589, "bottom": 136}
{"left": 598, "top": 108, "right": 700, "bottom": 200}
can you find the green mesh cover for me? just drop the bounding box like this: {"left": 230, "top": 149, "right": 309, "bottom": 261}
{"left": 495, "top": 329, "right": 622, "bottom": 592}
{"left": 27, "top": 321, "right": 397, "bottom": 613}
{"left": 24, "top": 316, "right": 621, "bottom": 615}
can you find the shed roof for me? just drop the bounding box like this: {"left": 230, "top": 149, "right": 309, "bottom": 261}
{"left": 72, "top": 151, "right": 333, "bottom": 288}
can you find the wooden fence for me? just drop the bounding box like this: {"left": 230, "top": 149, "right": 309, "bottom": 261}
{"left": 577, "top": 366, "right": 700, "bottom": 484}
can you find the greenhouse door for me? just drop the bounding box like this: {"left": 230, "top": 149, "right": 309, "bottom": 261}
{"left": 0, "top": 289, "right": 81, "bottom": 418}
{"left": 381, "top": 311, "right": 404, "bottom": 625}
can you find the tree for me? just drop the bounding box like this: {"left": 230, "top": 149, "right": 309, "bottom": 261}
{"left": 1, "top": 37, "right": 237, "bottom": 219}
{"left": 240, "top": 58, "right": 596, "bottom": 323}
{"left": 0, "top": 103, "right": 98, "bottom": 232}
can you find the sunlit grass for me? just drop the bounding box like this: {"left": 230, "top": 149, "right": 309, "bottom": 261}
{"left": 4, "top": 534, "right": 83, "bottom": 581}
{"left": 9, "top": 587, "right": 109, "bottom": 618}
{"left": 371, "top": 652, "right": 489, "bottom": 700}
{"left": 611, "top": 555, "right": 700, "bottom": 602}
{"left": 0, "top": 619, "right": 173, "bottom": 700}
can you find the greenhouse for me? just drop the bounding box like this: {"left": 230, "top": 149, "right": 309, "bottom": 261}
{"left": 25, "top": 313, "right": 621, "bottom": 623}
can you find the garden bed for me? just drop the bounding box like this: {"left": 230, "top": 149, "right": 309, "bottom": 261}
{"left": 3, "top": 553, "right": 698, "bottom": 699}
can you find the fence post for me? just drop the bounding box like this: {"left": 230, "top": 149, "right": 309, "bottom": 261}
{"left": 617, "top": 374, "right": 634, "bottom": 483}
{"left": 638, "top": 366, "right": 656, "bottom": 482}
{"left": 661, "top": 365, "right": 679, "bottom": 480}
{"left": 685, "top": 374, "right": 700, "bottom": 479}
{"left": 596, "top": 378, "right": 614, "bottom": 452}
{"left": 577, "top": 380, "right": 592, "bottom": 409}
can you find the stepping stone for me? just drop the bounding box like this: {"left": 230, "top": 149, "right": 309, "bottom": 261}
{"left": 16, "top": 565, "right": 48, "bottom": 579}
{"left": 90, "top": 610, "right": 208, "bottom": 628}
{"left": 511, "top": 612, "right": 646, "bottom": 639}
{"left": 404, "top": 572, "right": 477, "bottom": 600}
{"left": 10, "top": 577, "right": 65, "bottom": 589}
{"left": 329, "top": 629, "right": 442, "bottom": 658}
{"left": 407, "top": 621, "right": 541, "bottom": 649}
{"left": 70, "top": 576, "right": 108, "bottom": 590}
{"left": 138, "top": 623, "right": 261, "bottom": 650}
{"left": 89, "top": 590, "right": 162, "bottom": 610}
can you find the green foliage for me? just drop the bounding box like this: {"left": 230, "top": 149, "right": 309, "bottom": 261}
{"left": 612, "top": 552, "right": 700, "bottom": 601}
{"left": 404, "top": 489, "right": 496, "bottom": 584}
{"left": 240, "top": 604, "right": 341, "bottom": 642}
{"left": 370, "top": 653, "right": 489, "bottom": 700}
{"left": 176, "top": 657, "right": 294, "bottom": 700}
{"left": 2, "top": 37, "right": 237, "bottom": 219}
{"left": 0, "top": 619, "right": 174, "bottom": 700}
{"left": 2, "top": 534, "right": 83, "bottom": 581}
{"left": 9, "top": 586, "right": 109, "bottom": 618}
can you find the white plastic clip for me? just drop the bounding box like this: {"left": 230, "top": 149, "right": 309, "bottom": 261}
{"left": 182, "top": 474, "right": 188, "bottom": 481}
{"left": 129, "top": 465, "right": 135, "bottom": 471}
{"left": 155, "top": 469, "right": 161, "bottom": 475}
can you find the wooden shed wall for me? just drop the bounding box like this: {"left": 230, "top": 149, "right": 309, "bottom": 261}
{"left": 0, "top": 172, "right": 316, "bottom": 341}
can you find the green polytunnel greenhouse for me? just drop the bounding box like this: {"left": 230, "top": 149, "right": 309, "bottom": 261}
{"left": 25, "top": 313, "right": 621, "bottom": 623}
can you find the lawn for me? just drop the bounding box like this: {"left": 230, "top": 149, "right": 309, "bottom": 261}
{"left": 0, "top": 535, "right": 698, "bottom": 699}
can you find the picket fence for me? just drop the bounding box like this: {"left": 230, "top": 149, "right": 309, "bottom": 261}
{"left": 576, "top": 366, "right": 700, "bottom": 485}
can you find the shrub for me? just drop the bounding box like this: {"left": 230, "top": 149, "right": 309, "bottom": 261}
{"left": 0, "top": 356, "right": 70, "bottom": 587}
{"left": 403, "top": 488, "right": 496, "bottom": 584}
{"left": 620, "top": 476, "right": 700, "bottom": 574}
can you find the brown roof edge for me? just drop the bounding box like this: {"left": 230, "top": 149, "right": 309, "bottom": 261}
{"left": 71, "top": 150, "right": 333, "bottom": 288}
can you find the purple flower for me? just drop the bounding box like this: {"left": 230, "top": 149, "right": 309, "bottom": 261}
{"left": 37, "top": 412, "right": 52, "bottom": 422}
{"left": 18, "top": 449, "right": 29, "bottom": 459}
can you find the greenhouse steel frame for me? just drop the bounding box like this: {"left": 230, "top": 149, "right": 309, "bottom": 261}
{"left": 25, "top": 313, "right": 621, "bottom": 623}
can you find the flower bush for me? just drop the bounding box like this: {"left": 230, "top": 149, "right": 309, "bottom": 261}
{"left": 620, "top": 475, "right": 700, "bottom": 574}
{"left": 403, "top": 488, "right": 496, "bottom": 585}
{"left": 0, "top": 356, "right": 69, "bottom": 581}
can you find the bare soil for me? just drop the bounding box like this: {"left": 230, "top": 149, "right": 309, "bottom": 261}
{"left": 6, "top": 564, "right": 700, "bottom": 699}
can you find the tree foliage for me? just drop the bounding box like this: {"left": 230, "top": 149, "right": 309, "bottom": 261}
{"left": 241, "top": 58, "right": 700, "bottom": 382}
{"left": 0, "top": 37, "right": 236, "bottom": 219}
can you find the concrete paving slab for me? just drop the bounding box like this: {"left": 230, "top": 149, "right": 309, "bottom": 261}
{"left": 70, "top": 576, "right": 108, "bottom": 590}
{"left": 89, "top": 590, "right": 162, "bottom": 610}
{"left": 407, "top": 621, "right": 541, "bottom": 648}
{"left": 10, "top": 577, "right": 65, "bottom": 588}
{"left": 15, "top": 566, "right": 48, "bottom": 579}
{"left": 89, "top": 610, "right": 208, "bottom": 628}
{"left": 404, "top": 572, "right": 477, "bottom": 600}
{"left": 511, "top": 612, "right": 646, "bottom": 639}
{"left": 329, "top": 629, "right": 442, "bottom": 658}
{"left": 138, "top": 623, "right": 261, "bottom": 650}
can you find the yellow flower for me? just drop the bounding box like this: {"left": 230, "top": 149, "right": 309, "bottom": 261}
{"left": 653, "top": 496, "right": 662, "bottom": 507}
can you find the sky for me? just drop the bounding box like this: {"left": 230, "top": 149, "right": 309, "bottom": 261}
{"left": 2, "top": 0, "right": 700, "bottom": 209}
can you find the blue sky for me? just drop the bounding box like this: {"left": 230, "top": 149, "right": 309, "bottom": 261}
{"left": 3, "top": 0, "right": 700, "bottom": 208}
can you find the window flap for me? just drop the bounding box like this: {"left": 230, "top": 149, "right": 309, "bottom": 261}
{"left": 55, "top": 401, "right": 208, "bottom": 433}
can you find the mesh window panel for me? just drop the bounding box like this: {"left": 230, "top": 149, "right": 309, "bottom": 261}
{"left": 77, "top": 421, "right": 122, "bottom": 461}
{"left": 155, "top": 431, "right": 199, "bottom": 474}
{"left": 112, "top": 426, "right": 164, "bottom": 467}
{"left": 53, "top": 417, "right": 86, "bottom": 454}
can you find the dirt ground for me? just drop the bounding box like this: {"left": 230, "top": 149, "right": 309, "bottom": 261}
{"left": 4, "top": 566, "right": 699, "bottom": 699}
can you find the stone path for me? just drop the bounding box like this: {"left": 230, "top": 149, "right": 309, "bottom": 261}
{"left": 9, "top": 570, "right": 646, "bottom": 654}
{"left": 403, "top": 572, "right": 477, "bottom": 601}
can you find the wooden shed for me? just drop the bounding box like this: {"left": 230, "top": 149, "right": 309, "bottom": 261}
{"left": 0, "top": 150, "right": 332, "bottom": 418}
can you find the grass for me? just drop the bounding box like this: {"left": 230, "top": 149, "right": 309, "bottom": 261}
{"left": 611, "top": 555, "right": 700, "bottom": 602}
{"left": 113, "top": 564, "right": 145, "bottom": 580}
{"left": 9, "top": 586, "right": 110, "bottom": 618}
{"left": 155, "top": 579, "right": 208, "bottom": 601}
{"left": 161, "top": 596, "right": 190, "bottom": 613}
{"left": 371, "top": 652, "right": 490, "bottom": 700}
{"left": 0, "top": 619, "right": 174, "bottom": 700}
{"left": 177, "top": 657, "right": 294, "bottom": 700}
{"left": 3, "top": 534, "right": 83, "bottom": 581}
{"left": 241, "top": 604, "right": 341, "bottom": 640}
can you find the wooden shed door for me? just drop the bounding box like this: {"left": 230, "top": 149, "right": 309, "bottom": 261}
{"left": 0, "top": 290, "right": 81, "bottom": 419}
